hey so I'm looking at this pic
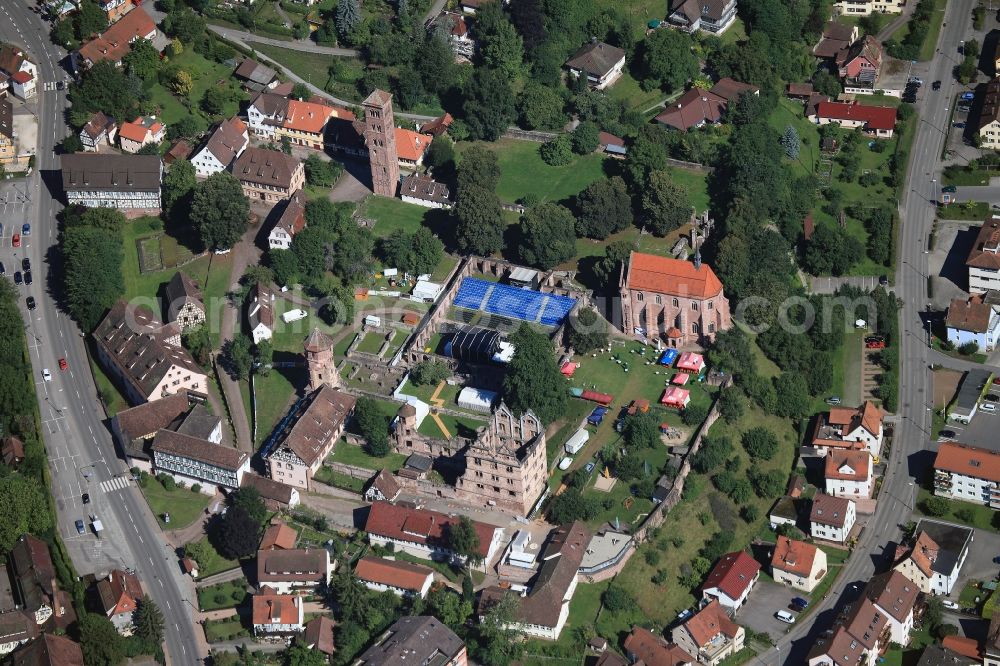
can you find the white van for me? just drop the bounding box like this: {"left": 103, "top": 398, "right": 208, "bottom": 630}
{"left": 775, "top": 610, "right": 796, "bottom": 624}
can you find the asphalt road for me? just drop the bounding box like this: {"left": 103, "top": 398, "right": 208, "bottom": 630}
{"left": 2, "top": 2, "right": 202, "bottom": 663}
{"left": 755, "top": 1, "right": 978, "bottom": 662}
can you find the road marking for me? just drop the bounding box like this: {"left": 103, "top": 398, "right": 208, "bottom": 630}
{"left": 99, "top": 476, "right": 132, "bottom": 493}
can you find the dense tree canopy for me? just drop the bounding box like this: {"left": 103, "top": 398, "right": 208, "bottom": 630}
{"left": 641, "top": 29, "right": 698, "bottom": 92}
{"left": 191, "top": 172, "right": 250, "bottom": 251}
{"left": 355, "top": 397, "right": 391, "bottom": 456}
{"left": 574, "top": 176, "right": 631, "bottom": 239}
{"left": 462, "top": 68, "right": 516, "bottom": 141}
{"left": 518, "top": 203, "right": 576, "bottom": 268}
{"left": 503, "top": 324, "right": 567, "bottom": 423}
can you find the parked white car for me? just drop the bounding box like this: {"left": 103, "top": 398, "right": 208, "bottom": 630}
{"left": 42, "top": 369, "right": 51, "bottom": 382}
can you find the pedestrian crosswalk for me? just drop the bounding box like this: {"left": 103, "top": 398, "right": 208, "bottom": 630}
{"left": 99, "top": 476, "right": 132, "bottom": 493}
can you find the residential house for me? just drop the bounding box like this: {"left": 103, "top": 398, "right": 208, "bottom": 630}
{"left": 946, "top": 294, "right": 1000, "bottom": 351}
{"left": 700, "top": 550, "right": 761, "bottom": 612}
{"left": 259, "top": 521, "right": 298, "bottom": 550}
{"left": 241, "top": 473, "right": 301, "bottom": 509}
{"left": 0, "top": 97, "right": 15, "bottom": 168}
{"left": 233, "top": 58, "right": 278, "bottom": 92}
{"left": 865, "top": 571, "right": 918, "bottom": 646}
{"left": 565, "top": 40, "right": 627, "bottom": 90}
{"left": 825, "top": 449, "right": 874, "bottom": 498}
{"left": 395, "top": 127, "right": 430, "bottom": 167}
{"left": 99, "top": 0, "right": 134, "bottom": 23}
{"left": 96, "top": 569, "right": 142, "bottom": 635}
{"left": 151, "top": 429, "right": 249, "bottom": 490}
{"left": 9, "top": 634, "right": 84, "bottom": 666}
{"left": 0, "top": 46, "right": 36, "bottom": 99}
{"left": 111, "top": 393, "right": 220, "bottom": 471}
{"left": 303, "top": 615, "right": 336, "bottom": 657}
{"left": 232, "top": 147, "right": 305, "bottom": 205}
{"left": 92, "top": 300, "right": 205, "bottom": 404}
{"left": 808, "top": 599, "right": 890, "bottom": 666}
{"left": 276, "top": 99, "right": 336, "bottom": 149}
{"left": 264, "top": 385, "right": 356, "bottom": 489}
{"left": 164, "top": 271, "right": 205, "bottom": 331}
{"left": 934, "top": 441, "right": 1000, "bottom": 508}
{"left": 1, "top": 435, "right": 24, "bottom": 467}
{"left": 809, "top": 101, "right": 898, "bottom": 138}
{"left": 247, "top": 91, "right": 290, "bottom": 139}
{"left": 267, "top": 189, "right": 306, "bottom": 250}
{"left": 190, "top": 117, "right": 249, "bottom": 177}
{"left": 666, "top": 0, "right": 739, "bottom": 34}
{"left": 79, "top": 112, "right": 117, "bottom": 152}
{"left": 810, "top": 493, "right": 857, "bottom": 544}
{"left": 671, "top": 599, "right": 745, "bottom": 665}
{"left": 619, "top": 251, "right": 733, "bottom": 347}
{"left": 118, "top": 116, "right": 165, "bottom": 154}
{"left": 982, "top": 78, "right": 1000, "bottom": 149}
{"left": 353, "top": 616, "right": 468, "bottom": 665}
{"left": 655, "top": 77, "right": 759, "bottom": 131}
{"left": 251, "top": 587, "right": 303, "bottom": 635}
{"left": 430, "top": 12, "right": 474, "bottom": 57}
{"left": 364, "top": 501, "right": 504, "bottom": 570}
{"left": 967, "top": 217, "right": 1000, "bottom": 293}
{"left": 256, "top": 548, "right": 332, "bottom": 594}
{"left": 363, "top": 469, "right": 401, "bottom": 503}
{"left": 809, "top": 401, "right": 885, "bottom": 457}
{"left": 986, "top": 612, "right": 1000, "bottom": 666}
{"left": 833, "top": 0, "right": 906, "bottom": 15}
{"left": 164, "top": 139, "right": 192, "bottom": 165}
{"left": 247, "top": 282, "right": 275, "bottom": 344}
{"left": 61, "top": 153, "right": 162, "bottom": 213}
{"left": 0, "top": 611, "right": 37, "bottom": 656}
{"left": 74, "top": 7, "right": 157, "bottom": 71}
{"left": 400, "top": 173, "right": 452, "bottom": 209}
{"left": 838, "top": 36, "right": 883, "bottom": 88}
{"left": 787, "top": 82, "right": 815, "bottom": 99}
{"left": 771, "top": 536, "right": 828, "bottom": 593}
{"left": 623, "top": 627, "right": 696, "bottom": 665}
{"left": 9, "top": 534, "right": 71, "bottom": 626}
{"left": 353, "top": 557, "right": 435, "bottom": 598}
{"left": 894, "top": 520, "right": 974, "bottom": 595}
{"left": 921, "top": 643, "right": 979, "bottom": 666}
{"left": 814, "top": 21, "right": 859, "bottom": 61}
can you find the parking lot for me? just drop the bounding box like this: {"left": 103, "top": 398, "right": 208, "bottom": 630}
{"left": 941, "top": 378, "right": 1000, "bottom": 452}
{"left": 738, "top": 580, "right": 802, "bottom": 642}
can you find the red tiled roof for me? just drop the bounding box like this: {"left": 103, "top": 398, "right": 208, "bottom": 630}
{"left": 251, "top": 588, "right": 301, "bottom": 626}
{"left": 935, "top": 441, "right": 1000, "bottom": 483}
{"left": 825, "top": 449, "right": 871, "bottom": 482}
{"left": 623, "top": 626, "right": 695, "bottom": 666}
{"left": 97, "top": 569, "right": 142, "bottom": 617}
{"left": 283, "top": 99, "right": 335, "bottom": 134}
{"left": 354, "top": 557, "right": 434, "bottom": 592}
{"left": 11, "top": 71, "right": 31, "bottom": 84}
{"left": 364, "top": 501, "right": 497, "bottom": 559}
{"left": 395, "top": 127, "right": 429, "bottom": 162}
{"left": 259, "top": 522, "right": 297, "bottom": 550}
{"left": 865, "top": 571, "right": 918, "bottom": 624}
{"left": 682, "top": 599, "right": 741, "bottom": 648}
{"left": 626, "top": 251, "right": 724, "bottom": 299}
{"left": 655, "top": 88, "right": 727, "bottom": 131}
{"left": 701, "top": 551, "right": 760, "bottom": 601}
{"left": 303, "top": 615, "right": 336, "bottom": 655}
{"left": 942, "top": 635, "right": 981, "bottom": 660}
{"left": 815, "top": 101, "right": 897, "bottom": 131}
{"left": 117, "top": 120, "right": 151, "bottom": 143}
{"left": 967, "top": 217, "right": 1000, "bottom": 271}
{"left": 947, "top": 295, "right": 992, "bottom": 333}
{"left": 771, "top": 536, "right": 820, "bottom": 578}
{"left": 77, "top": 7, "right": 156, "bottom": 65}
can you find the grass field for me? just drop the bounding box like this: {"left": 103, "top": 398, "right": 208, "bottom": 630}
{"left": 607, "top": 71, "right": 665, "bottom": 112}
{"left": 140, "top": 479, "right": 212, "bottom": 530}
{"left": 313, "top": 466, "right": 367, "bottom": 491}
{"left": 358, "top": 196, "right": 438, "bottom": 238}
{"left": 456, "top": 139, "right": 610, "bottom": 204}
{"left": 356, "top": 330, "right": 389, "bottom": 354}
{"left": 252, "top": 43, "right": 350, "bottom": 92}
{"left": 203, "top": 617, "right": 248, "bottom": 643}
{"left": 187, "top": 536, "right": 240, "bottom": 578}
{"left": 198, "top": 579, "right": 249, "bottom": 611}
{"left": 147, "top": 50, "right": 244, "bottom": 125}
{"left": 667, "top": 166, "right": 711, "bottom": 214}
{"left": 269, "top": 296, "right": 344, "bottom": 353}
{"left": 938, "top": 201, "right": 990, "bottom": 220}
{"left": 417, "top": 412, "right": 486, "bottom": 439}
{"left": 250, "top": 368, "right": 302, "bottom": 445}
{"left": 916, "top": 487, "right": 999, "bottom": 533}
{"left": 329, "top": 442, "right": 408, "bottom": 471}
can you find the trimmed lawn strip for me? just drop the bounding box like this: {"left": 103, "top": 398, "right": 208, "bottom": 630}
{"left": 938, "top": 202, "right": 991, "bottom": 220}
{"left": 270, "top": 296, "right": 342, "bottom": 353}
{"left": 204, "top": 617, "right": 248, "bottom": 643}
{"left": 186, "top": 536, "right": 240, "bottom": 578}
{"left": 916, "top": 487, "right": 998, "bottom": 532}
{"left": 943, "top": 167, "right": 999, "bottom": 185}
{"left": 356, "top": 331, "right": 387, "bottom": 354}
{"left": 139, "top": 480, "right": 212, "bottom": 530}
{"left": 251, "top": 369, "right": 301, "bottom": 445}
{"left": 665, "top": 166, "right": 710, "bottom": 214}
{"left": 252, "top": 43, "right": 353, "bottom": 96}
{"left": 197, "top": 578, "right": 249, "bottom": 611}
{"left": 313, "top": 466, "right": 366, "bottom": 492}
{"left": 329, "top": 443, "right": 408, "bottom": 472}
{"left": 359, "top": 196, "right": 435, "bottom": 238}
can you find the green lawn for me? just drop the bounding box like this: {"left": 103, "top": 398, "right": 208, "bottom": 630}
{"left": 251, "top": 368, "right": 302, "bottom": 445}
{"left": 916, "top": 487, "right": 999, "bottom": 533}
{"left": 198, "top": 579, "right": 249, "bottom": 611}
{"left": 147, "top": 50, "right": 245, "bottom": 126}
{"left": 938, "top": 202, "right": 991, "bottom": 220}
{"left": 456, "top": 139, "right": 609, "bottom": 204}
{"left": 329, "top": 442, "right": 408, "bottom": 471}
{"left": 356, "top": 330, "right": 389, "bottom": 354}
{"left": 187, "top": 536, "right": 241, "bottom": 578}
{"left": 417, "top": 412, "right": 486, "bottom": 439}
{"left": 666, "top": 166, "right": 710, "bottom": 214}
{"left": 388, "top": 549, "right": 486, "bottom": 585}
{"left": 811, "top": 328, "right": 863, "bottom": 413}
{"left": 203, "top": 617, "right": 248, "bottom": 643}
{"left": 359, "top": 196, "right": 438, "bottom": 238}
{"left": 607, "top": 71, "right": 665, "bottom": 112}
{"left": 139, "top": 478, "right": 212, "bottom": 530}
{"left": 252, "top": 42, "right": 351, "bottom": 92}
{"left": 88, "top": 342, "right": 128, "bottom": 416}
{"left": 269, "top": 296, "right": 343, "bottom": 353}
{"left": 943, "top": 165, "right": 1000, "bottom": 185}
{"left": 313, "top": 466, "right": 366, "bottom": 492}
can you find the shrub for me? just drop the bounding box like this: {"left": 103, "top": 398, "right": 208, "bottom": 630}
{"left": 682, "top": 402, "right": 708, "bottom": 427}
{"left": 540, "top": 134, "right": 573, "bottom": 166}
{"left": 958, "top": 341, "right": 980, "bottom": 356}
{"left": 191, "top": 484, "right": 201, "bottom": 493}
{"left": 157, "top": 474, "right": 176, "bottom": 491}
{"left": 644, "top": 549, "right": 661, "bottom": 566}
{"left": 213, "top": 593, "right": 227, "bottom": 605}
{"left": 741, "top": 505, "right": 760, "bottom": 523}
{"left": 921, "top": 496, "right": 950, "bottom": 517}
{"left": 602, "top": 585, "right": 633, "bottom": 612}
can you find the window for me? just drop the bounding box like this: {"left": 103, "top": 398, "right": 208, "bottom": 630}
{"left": 691, "top": 302, "right": 699, "bottom": 311}
{"left": 692, "top": 323, "right": 699, "bottom": 334}
{"left": 636, "top": 293, "right": 643, "bottom": 301}
{"left": 672, "top": 298, "right": 679, "bottom": 307}
{"left": 708, "top": 323, "right": 715, "bottom": 333}
{"left": 654, "top": 295, "right": 662, "bottom": 305}
{"left": 708, "top": 301, "right": 714, "bottom": 310}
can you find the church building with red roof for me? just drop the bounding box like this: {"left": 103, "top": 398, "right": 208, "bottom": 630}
{"left": 619, "top": 251, "right": 732, "bottom": 347}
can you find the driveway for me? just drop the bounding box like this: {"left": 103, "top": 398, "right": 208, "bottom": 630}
{"left": 949, "top": 527, "right": 1000, "bottom": 600}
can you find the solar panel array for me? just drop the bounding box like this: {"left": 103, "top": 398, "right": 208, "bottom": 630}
{"left": 453, "top": 277, "right": 576, "bottom": 327}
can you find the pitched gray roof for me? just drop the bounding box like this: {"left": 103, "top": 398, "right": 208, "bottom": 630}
{"left": 61, "top": 153, "right": 161, "bottom": 193}
{"left": 565, "top": 41, "right": 625, "bottom": 78}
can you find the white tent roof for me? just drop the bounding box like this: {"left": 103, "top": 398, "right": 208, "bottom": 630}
{"left": 457, "top": 386, "right": 497, "bottom": 411}
{"left": 509, "top": 267, "right": 538, "bottom": 283}
{"left": 412, "top": 280, "right": 443, "bottom": 301}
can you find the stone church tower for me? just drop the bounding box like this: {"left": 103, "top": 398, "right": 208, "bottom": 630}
{"left": 304, "top": 328, "right": 338, "bottom": 390}
{"left": 362, "top": 89, "right": 400, "bottom": 197}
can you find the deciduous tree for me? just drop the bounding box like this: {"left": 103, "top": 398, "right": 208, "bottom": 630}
{"left": 575, "top": 176, "right": 631, "bottom": 239}
{"left": 191, "top": 172, "right": 250, "bottom": 251}
{"left": 462, "top": 68, "right": 516, "bottom": 141}
{"left": 213, "top": 505, "right": 261, "bottom": 559}
{"left": 518, "top": 203, "right": 576, "bottom": 268}
{"left": 355, "top": 397, "right": 391, "bottom": 456}
{"left": 79, "top": 613, "right": 125, "bottom": 666}
{"left": 503, "top": 324, "right": 567, "bottom": 423}
{"left": 642, "top": 170, "right": 692, "bottom": 236}
{"left": 642, "top": 29, "right": 698, "bottom": 91}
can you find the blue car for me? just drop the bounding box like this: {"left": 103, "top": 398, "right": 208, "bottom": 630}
{"left": 792, "top": 597, "right": 809, "bottom": 609}
{"left": 961, "top": 92, "right": 975, "bottom": 101}
{"left": 21, "top": 223, "right": 29, "bottom": 236}
{"left": 74, "top": 519, "right": 85, "bottom": 535}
